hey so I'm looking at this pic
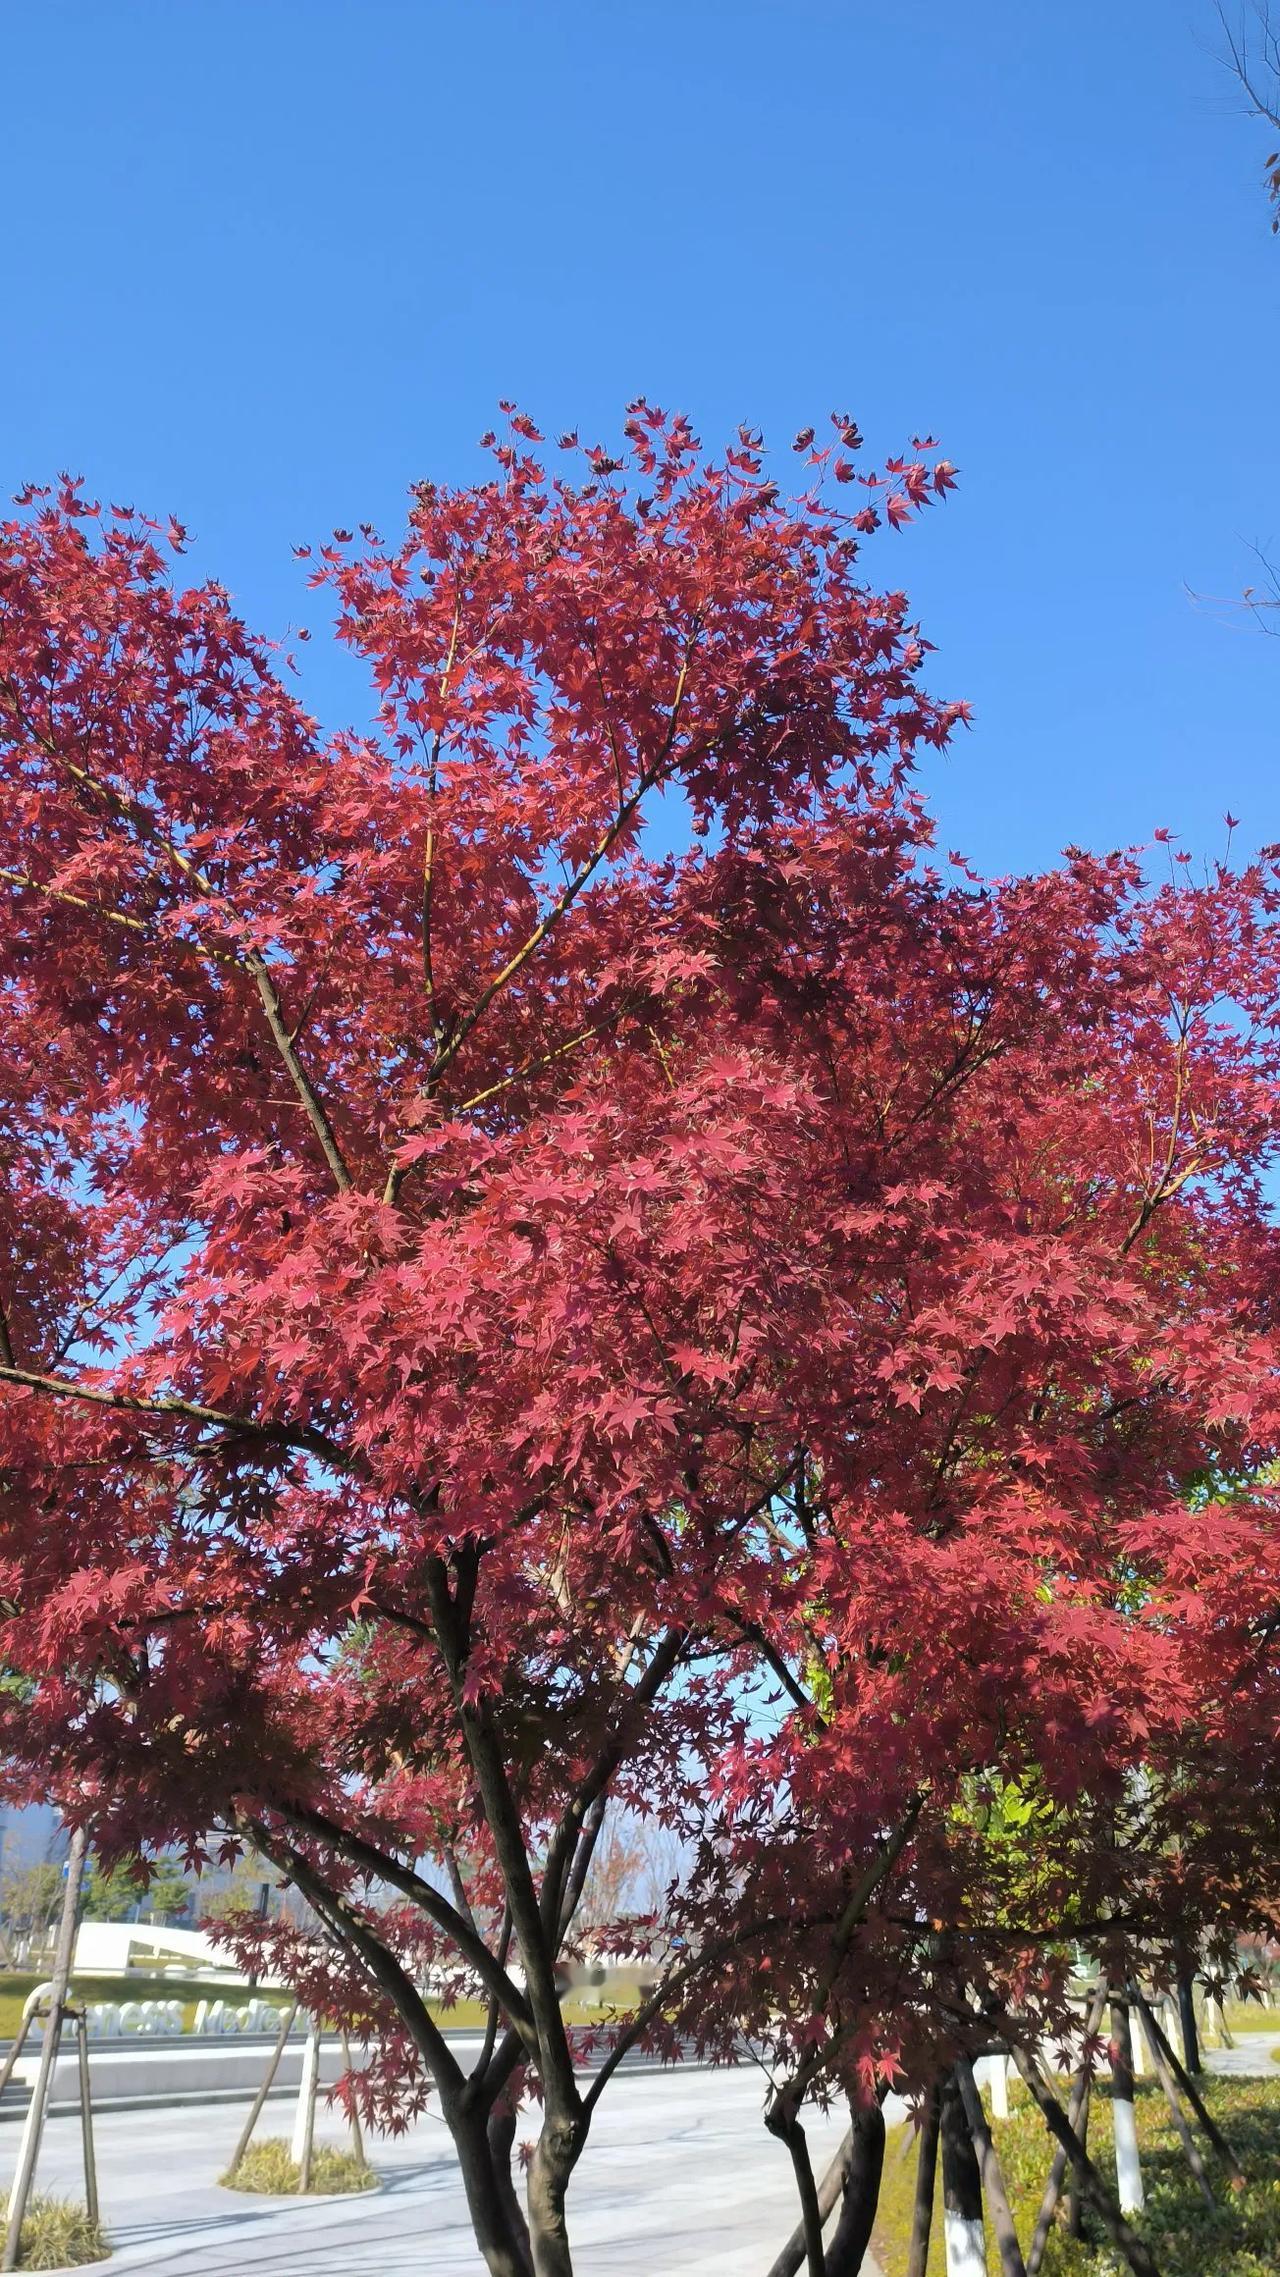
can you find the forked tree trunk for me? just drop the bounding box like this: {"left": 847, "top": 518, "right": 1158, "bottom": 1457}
{"left": 454, "top": 2106, "right": 537, "bottom": 2277}
{"left": 1109, "top": 2000, "right": 1144, "bottom": 2217}
{"left": 940, "top": 2070, "right": 986, "bottom": 2277}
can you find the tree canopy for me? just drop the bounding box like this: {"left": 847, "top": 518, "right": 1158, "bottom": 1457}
{"left": 2, "top": 409, "right": 1279, "bottom": 2276}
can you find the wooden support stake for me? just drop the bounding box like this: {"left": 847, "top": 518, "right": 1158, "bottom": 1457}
{"left": 295, "top": 2019, "right": 319, "bottom": 2194}
{"left": 224, "top": 2001, "right": 298, "bottom": 2180}
{"left": 339, "top": 2031, "right": 365, "bottom": 2167}
{"left": 1131, "top": 1988, "right": 1244, "bottom": 2183}
{"left": 940, "top": 2069, "right": 986, "bottom": 2277}
{"left": 1009, "top": 2044, "right": 1163, "bottom": 2277}
{"left": 2, "top": 1827, "right": 88, "bottom": 2273}
{"left": 1134, "top": 2003, "right": 1214, "bottom": 2207}
{"left": 1025, "top": 1981, "right": 1107, "bottom": 2277}
{"left": 71, "top": 2011, "right": 99, "bottom": 2228}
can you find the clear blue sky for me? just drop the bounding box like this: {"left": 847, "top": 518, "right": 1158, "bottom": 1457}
{"left": 2, "top": 0, "right": 1276, "bottom": 877}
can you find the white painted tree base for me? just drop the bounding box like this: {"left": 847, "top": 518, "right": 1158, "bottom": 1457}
{"left": 943, "top": 2210, "right": 986, "bottom": 2277}
{"left": 1114, "top": 2097, "right": 1145, "bottom": 2214}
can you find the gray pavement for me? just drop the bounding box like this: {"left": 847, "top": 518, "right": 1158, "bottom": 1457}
{"left": 4, "top": 2062, "right": 873, "bottom": 2276}
{"left": 1205, "top": 2030, "right": 1280, "bottom": 2077}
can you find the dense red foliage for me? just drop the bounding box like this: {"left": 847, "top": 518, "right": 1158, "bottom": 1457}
{"left": 2, "top": 410, "right": 1279, "bottom": 2274}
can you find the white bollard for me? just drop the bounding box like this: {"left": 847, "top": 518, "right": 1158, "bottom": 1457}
{"left": 988, "top": 2054, "right": 1009, "bottom": 2120}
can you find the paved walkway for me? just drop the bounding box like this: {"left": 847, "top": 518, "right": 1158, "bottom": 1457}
{"left": 6, "top": 2064, "right": 875, "bottom": 2276}
{"left": 1206, "top": 2030, "right": 1280, "bottom": 2078}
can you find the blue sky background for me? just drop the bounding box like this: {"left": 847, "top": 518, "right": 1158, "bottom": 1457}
{"left": 1, "top": 0, "right": 1276, "bottom": 879}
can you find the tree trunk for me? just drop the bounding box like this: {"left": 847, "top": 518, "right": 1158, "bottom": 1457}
{"left": 1176, "top": 1965, "right": 1201, "bottom": 2076}
{"left": 527, "top": 2117, "right": 580, "bottom": 2277}
{"left": 1065, "top": 2075, "right": 1090, "bottom": 2238}
{"left": 453, "top": 2106, "right": 537, "bottom": 2277}
{"left": 940, "top": 2070, "right": 986, "bottom": 2277}
{"left": 1109, "top": 2000, "right": 1144, "bottom": 2217}
{"left": 822, "top": 2096, "right": 886, "bottom": 2277}
{"left": 488, "top": 2105, "right": 534, "bottom": 2275}
{"left": 765, "top": 2130, "right": 854, "bottom": 2277}
{"left": 906, "top": 2082, "right": 941, "bottom": 2277}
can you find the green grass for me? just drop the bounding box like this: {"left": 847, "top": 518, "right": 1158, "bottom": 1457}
{"left": 872, "top": 2074, "right": 1280, "bottom": 2276}
{"left": 0, "top": 2194, "right": 109, "bottom": 2269}
{"left": 1221, "top": 2001, "right": 1280, "bottom": 2036}
{"left": 220, "top": 2137, "right": 378, "bottom": 2196}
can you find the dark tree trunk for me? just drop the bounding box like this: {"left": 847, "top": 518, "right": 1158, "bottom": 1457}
{"left": 453, "top": 2105, "right": 537, "bottom": 2277}
{"left": 527, "top": 2117, "right": 580, "bottom": 2277}
{"left": 765, "top": 2130, "right": 854, "bottom": 2277}
{"left": 906, "top": 2081, "right": 941, "bottom": 2277}
{"left": 955, "top": 2057, "right": 1026, "bottom": 2276}
{"left": 822, "top": 2097, "right": 886, "bottom": 2277}
{"left": 488, "top": 2105, "right": 534, "bottom": 2275}
{"left": 1176, "top": 1966, "right": 1201, "bottom": 2076}
{"left": 940, "top": 2070, "right": 986, "bottom": 2277}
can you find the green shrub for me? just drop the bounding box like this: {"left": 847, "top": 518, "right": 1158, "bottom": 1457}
{"left": 220, "top": 2136, "right": 377, "bottom": 2196}
{"left": 0, "top": 2194, "right": 109, "bottom": 2269}
{"left": 873, "top": 2073, "right": 1280, "bottom": 2276}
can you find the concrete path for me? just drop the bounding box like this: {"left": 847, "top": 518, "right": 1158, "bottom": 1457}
{"left": 1206, "top": 2030, "right": 1280, "bottom": 2078}
{"left": 5, "top": 2063, "right": 885, "bottom": 2276}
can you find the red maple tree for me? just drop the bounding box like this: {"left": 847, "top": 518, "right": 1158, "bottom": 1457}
{"left": 2, "top": 410, "right": 1280, "bottom": 2276}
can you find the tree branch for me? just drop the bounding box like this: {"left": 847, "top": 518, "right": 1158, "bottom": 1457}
{"left": 0, "top": 1361, "right": 348, "bottom": 1468}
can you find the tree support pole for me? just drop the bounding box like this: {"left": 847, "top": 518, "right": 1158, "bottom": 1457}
{"left": 2, "top": 1824, "right": 88, "bottom": 2273}
{"left": 1133, "top": 2004, "right": 1213, "bottom": 2207}
{"left": 225, "top": 2001, "right": 297, "bottom": 2180}
{"left": 1130, "top": 1988, "right": 1243, "bottom": 2183}
{"left": 1025, "top": 1981, "right": 1107, "bottom": 2277}
{"left": 1176, "top": 1960, "right": 1201, "bottom": 2076}
{"left": 293, "top": 2018, "right": 320, "bottom": 2193}
{"left": 340, "top": 2030, "right": 366, "bottom": 2167}
{"left": 74, "top": 2011, "right": 98, "bottom": 2227}
{"left": 1009, "top": 2045, "right": 1162, "bottom": 2277}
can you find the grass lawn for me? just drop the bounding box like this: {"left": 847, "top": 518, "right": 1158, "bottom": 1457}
{"left": 1221, "top": 2000, "right": 1280, "bottom": 2037}
{"left": 872, "top": 2073, "right": 1280, "bottom": 2276}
